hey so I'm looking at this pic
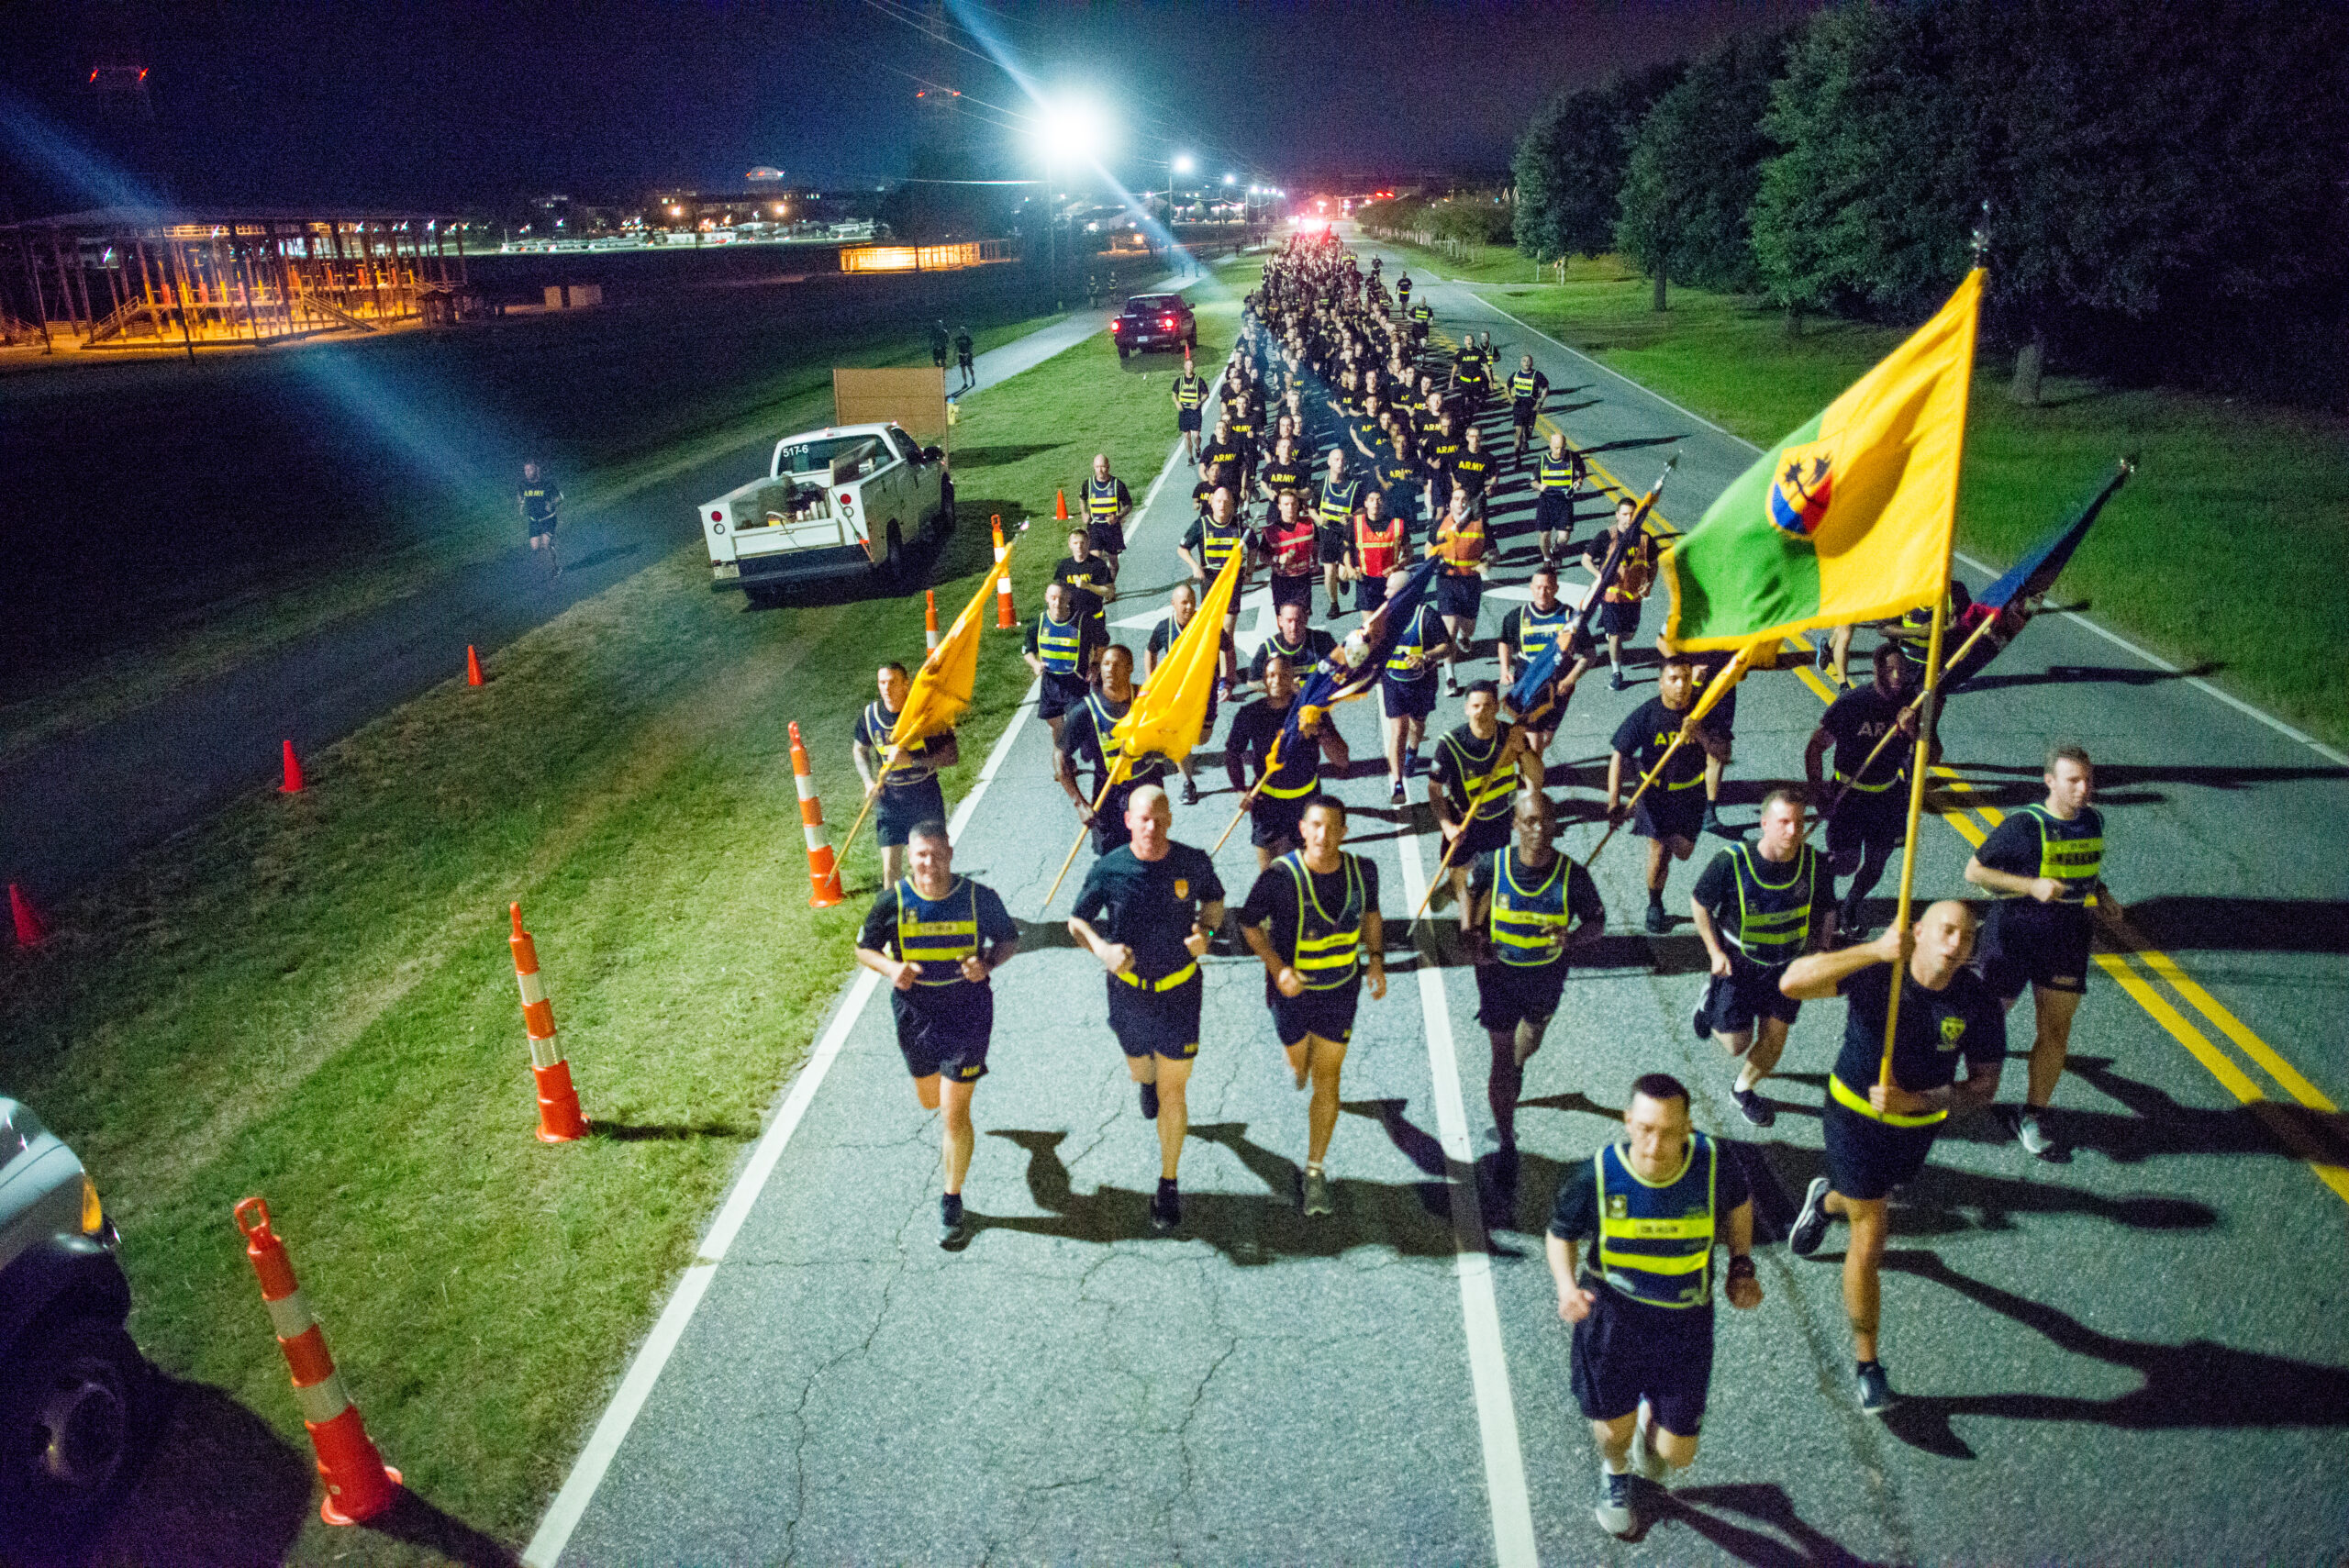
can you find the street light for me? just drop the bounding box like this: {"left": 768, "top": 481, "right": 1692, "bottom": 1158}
{"left": 1030, "top": 96, "right": 1110, "bottom": 310}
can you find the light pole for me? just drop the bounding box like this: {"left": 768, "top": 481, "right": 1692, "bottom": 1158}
{"left": 1034, "top": 99, "right": 1105, "bottom": 311}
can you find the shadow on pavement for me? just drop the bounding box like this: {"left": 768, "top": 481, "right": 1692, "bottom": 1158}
{"left": 980, "top": 1123, "right": 1461, "bottom": 1264}
{"left": 1875, "top": 1250, "right": 2349, "bottom": 1458}
{"left": 1955, "top": 662, "right": 2222, "bottom": 696}
{"left": 1656, "top": 1481, "right": 1898, "bottom": 1567}
{"left": 2107, "top": 895, "right": 2349, "bottom": 955}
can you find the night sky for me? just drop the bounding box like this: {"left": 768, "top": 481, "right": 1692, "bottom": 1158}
{"left": 4, "top": 0, "right": 1813, "bottom": 215}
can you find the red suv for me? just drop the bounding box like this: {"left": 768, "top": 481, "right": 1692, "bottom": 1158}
{"left": 1111, "top": 293, "right": 1197, "bottom": 358}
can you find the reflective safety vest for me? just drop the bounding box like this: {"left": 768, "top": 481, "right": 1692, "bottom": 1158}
{"left": 1411, "top": 302, "right": 1432, "bottom": 324}
{"left": 1318, "top": 475, "right": 1364, "bottom": 528}
{"left": 1386, "top": 606, "right": 1441, "bottom": 679}
{"left": 1487, "top": 850, "right": 1575, "bottom": 966}
{"left": 1277, "top": 851, "right": 1367, "bottom": 987}
{"left": 1442, "top": 727, "right": 1518, "bottom": 823}
{"left": 1593, "top": 1135, "right": 1721, "bottom": 1309}
{"left": 1034, "top": 612, "right": 1085, "bottom": 675}
{"left": 1174, "top": 375, "right": 1208, "bottom": 410}
{"left": 1538, "top": 452, "right": 1582, "bottom": 492}
{"left": 1085, "top": 478, "right": 1124, "bottom": 520}
{"left": 1513, "top": 604, "right": 1573, "bottom": 665}
{"left": 1269, "top": 520, "right": 1318, "bottom": 578}
{"left": 2014, "top": 805, "right": 2104, "bottom": 904}
{"left": 895, "top": 876, "right": 981, "bottom": 986}
{"left": 1437, "top": 512, "right": 1486, "bottom": 575}
{"left": 1602, "top": 531, "right": 1655, "bottom": 603}
{"left": 1355, "top": 513, "right": 1405, "bottom": 580}
{"left": 1720, "top": 843, "right": 1824, "bottom": 965}
{"left": 1509, "top": 371, "right": 1540, "bottom": 401}
{"left": 1199, "top": 517, "right": 1252, "bottom": 577}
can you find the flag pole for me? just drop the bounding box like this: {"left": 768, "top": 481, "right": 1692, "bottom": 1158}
{"left": 1042, "top": 756, "right": 1130, "bottom": 907}
{"left": 834, "top": 741, "right": 905, "bottom": 862}
{"left": 1877, "top": 250, "right": 1986, "bottom": 1090}
{"left": 1822, "top": 610, "right": 2000, "bottom": 820}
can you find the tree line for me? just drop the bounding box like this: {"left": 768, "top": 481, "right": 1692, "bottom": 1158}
{"left": 1506, "top": 0, "right": 2349, "bottom": 407}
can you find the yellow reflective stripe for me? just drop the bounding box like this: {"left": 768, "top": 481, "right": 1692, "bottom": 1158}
{"left": 1260, "top": 775, "right": 1319, "bottom": 799}
{"left": 1595, "top": 1238, "right": 1712, "bottom": 1270}
{"left": 1114, "top": 960, "right": 1198, "bottom": 991}
{"left": 1835, "top": 768, "right": 1898, "bottom": 794}
{"left": 1829, "top": 1071, "right": 1947, "bottom": 1127}
{"left": 1600, "top": 1215, "right": 1715, "bottom": 1240}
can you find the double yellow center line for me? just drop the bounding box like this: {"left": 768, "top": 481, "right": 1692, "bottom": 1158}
{"left": 1427, "top": 316, "right": 2349, "bottom": 1207}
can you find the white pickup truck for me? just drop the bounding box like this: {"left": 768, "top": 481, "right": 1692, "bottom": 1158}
{"left": 700, "top": 422, "right": 953, "bottom": 604}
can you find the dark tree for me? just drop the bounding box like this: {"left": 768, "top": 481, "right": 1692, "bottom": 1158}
{"left": 1750, "top": 3, "right": 1978, "bottom": 329}
{"left": 1616, "top": 30, "right": 1786, "bottom": 309}
{"left": 1510, "top": 62, "right": 1684, "bottom": 263}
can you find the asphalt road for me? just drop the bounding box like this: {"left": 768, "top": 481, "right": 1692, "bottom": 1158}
{"left": 0, "top": 294, "right": 1152, "bottom": 904}
{"left": 532, "top": 243, "right": 2349, "bottom": 1565}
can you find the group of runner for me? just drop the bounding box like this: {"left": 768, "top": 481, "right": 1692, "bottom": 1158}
{"left": 850, "top": 230, "right": 2127, "bottom": 1538}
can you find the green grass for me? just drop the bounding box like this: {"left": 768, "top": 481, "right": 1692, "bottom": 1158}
{"left": 0, "top": 293, "right": 1057, "bottom": 766}
{"left": 1446, "top": 257, "right": 2349, "bottom": 745}
{"left": 0, "top": 281, "right": 1241, "bottom": 1563}
{"left": 1364, "top": 234, "right": 1564, "bottom": 286}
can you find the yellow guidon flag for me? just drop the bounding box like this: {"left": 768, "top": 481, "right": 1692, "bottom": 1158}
{"left": 886, "top": 553, "right": 1009, "bottom": 755}
{"left": 1107, "top": 544, "right": 1245, "bottom": 774}
{"left": 1661, "top": 269, "right": 1983, "bottom": 648}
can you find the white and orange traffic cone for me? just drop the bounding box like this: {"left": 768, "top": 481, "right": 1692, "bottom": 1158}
{"left": 509, "top": 903, "right": 589, "bottom": 1141}
{"left": 992, "top": 516, "right": 1016, "bottom": 629}
{"left": 233, "top": 1196, "right": 402, "bottom": 1526}
{"left": 924, "top": 589, "right": 940, "bottom": 652}
{"left": 791, "top": 721, "right": 845, "bottom": 908}
{"left": 279, "top": 739, "right": 306, "bottom": 794}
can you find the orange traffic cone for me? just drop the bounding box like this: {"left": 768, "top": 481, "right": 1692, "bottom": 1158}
{"left": 233, "top": 1197, "right": 402, "bottom": 1526}
{"left": 924, "top": 590, "right": 940, "bottom": 652}
{"left": 509, "top": 903, "right": 589, "bottom": 1141}
{"left": 992, "top": 517, "right": 1016, "bottom": 628}
{"left": 9, "top": 883, "right": 46, "bottom": 948}
{"left": 278, "top": 740, "right": 306, "bottom": 794}
{"left": 1055, "top": 489, "right": 1070, "bottom": 522}
{"left": 791, "top": 721, "right": 845, "bottom": 907}
{"left": 466, "top": 645, "right": 484, "bottom": 686}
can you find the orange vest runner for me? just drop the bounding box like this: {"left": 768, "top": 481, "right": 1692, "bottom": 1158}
{"left": 1437, "top": 513, "right": 1487, "bottom": 576}
{"left": 1354, "top": 513, "right": 1405, "bottom": 580}
{"left": 1270, "top": 520, "right": 1319, "bottom": 578}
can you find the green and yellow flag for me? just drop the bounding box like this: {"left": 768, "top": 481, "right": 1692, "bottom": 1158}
{"left": 1109, "top": 545, "right": 1244, "bottom": 770}
{"left": 1661, "top": 270, "right": 1983, "bottom": 650}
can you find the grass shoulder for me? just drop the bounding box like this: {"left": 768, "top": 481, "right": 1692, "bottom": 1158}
{"left": 0, "top": 281, "right": 1231, "bottom": 1561}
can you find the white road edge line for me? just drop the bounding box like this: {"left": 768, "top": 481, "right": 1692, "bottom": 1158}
{"left": 523, "top": 322, "right": 1208, "bottom": 1567}
{"left": 1394, "top": 828, "right": 1541, "bottom": 1568}
{"left": 1452, "top": 272, "right": 2347, "bottom": 769}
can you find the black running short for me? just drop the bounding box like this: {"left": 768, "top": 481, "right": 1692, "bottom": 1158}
{"left": 1450, "top": 811, "right": 1513, "bottom": 863}
{"left": 1699, "top": 959, "right": 1799, "bottom": 1038}
{"left": 1087, "top": 519, "right": 1127, "bottom": 557}
{"left": 1317, "top": 525, "right": 1350, "bottom": 566}
{"left": 1535, "top": 490, "right": 1574, "bottom": 535}
{"left": 1977, "top": 900, "right": 2093, "bottom": 999}
{"left": 1634, "top": 786, "right": 1703, "bottom": 847}
{"left": 1270, "top": 573, "right": 1316, "bottom": 614}
{"left": 1038, "top": 672, "right": 1091, "bottom": 721}
{"left": 1570, "top": 1284, "right": 1714, "bottom": 1434}
{"left": 1474, "top": 958, "right": 1567, "bottom": 1033}
{"left": 1179, "top": 408, "right": 1203, "bottom": 433}
{"left": 1436, "top": 573, "right": 1484, "bottom": 622}
{"left": 875, "top": 778, "right": 948, "bottom": 848}
{"left": 1827, "top": 786, "right": 1906, "bottom": 863}
{"left": 1105, "top": 972, "right": 1203, "bottom": 1060}
{"left": 1269, "top": 981, "right": 1361, "bottom": 1048}
{"left": 1822, "top": 1100, "right": 1938, "bottom": 1202}
{"left": 1251, "top": 790, "right": 1311, "bottom": 849}
{"left": 890, "top": 986, "right": 991, "bottom": 1083}
{"left": 1355, "top": 578, "right": 1390, "bottom": 616}
{"left": 1381, "top": 673, "right": 1439, "bottom": 721}
{"left": 1512, "top": 400, "right": 1539, "bottom": 431}
{"left": 1598, "top": 598, "right": 1642, "bottom": 640}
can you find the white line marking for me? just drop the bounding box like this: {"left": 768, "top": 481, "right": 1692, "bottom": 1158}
{"left": 524, "top": 310, "right": 1219, "bottom": 1568}
{"left": 1394, "top": 827, "right": 1540, "bottom": 1568}
{"left": 1441, "top": 263, "right": 2345, "bottom": 769}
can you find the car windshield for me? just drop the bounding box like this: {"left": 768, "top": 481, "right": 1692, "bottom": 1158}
{"left": 1128, "top": 296, "right": 1181, "bottom": 315}
{"left": 776, "top": 434, "right": 892, "bottom": 476}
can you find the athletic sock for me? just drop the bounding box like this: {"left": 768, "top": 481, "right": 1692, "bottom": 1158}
{"left": 1647, "top": 891, "right": 1665, "bottom": 912}
{"left": 1855, "top": 1358, "right": 1882, "bottom": 1377}
{"left": 1157, "top": 1175, "right": 1179, "bottom": 1197}
{"left": 1601, "top": 1454, "right": 1630, "bottom": 1476}
{"left": 941, "top": 1192, "right": 963, "bottom": 1223}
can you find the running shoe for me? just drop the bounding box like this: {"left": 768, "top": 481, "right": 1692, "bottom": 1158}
{"left": 1732, "top": 1085, "right": 1776, "bottom": 1129}
{"left": 1643, "top": 903, "right": 1670, "bottom": 935}
{"left": 1390, "top": 778, "right": 1407, "bottom": 805}
{"left": 938, "top": 1195, "right": 971, "bottom": 1250}
{"left": 1855, "top": 1361, "right": 1897, "bottom": 1414}
{"left": 1140, "top": 1081, "right": 1160, "bottom": 1120}
{"left": 1690, "top": 1004, "right": 1708, "bottom": 1041}
{"left": 1150, "top": 1181, "right": 1182, "bottom": 1234}
{"left": 1181, "top": 779, "right": 1200, "bottom": 806}
{"left": 1703, "top": 806, "right": 1743, "bottom": 840}
{"left": 1788, "top": 1175, "right": 1832, "bottom": 1257}
{"left": 2018, "top": 1111, "right": 2070, "bottom": 1162}
{"left": 1594, "top": 1469, "right": 1635, "bottom": 1537}
{"left": 1609, "top": 669, "right": 1628, "bottom": 692}
{"left": 1303, "top": 1169, "right": 1334, "bottom": 1218}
